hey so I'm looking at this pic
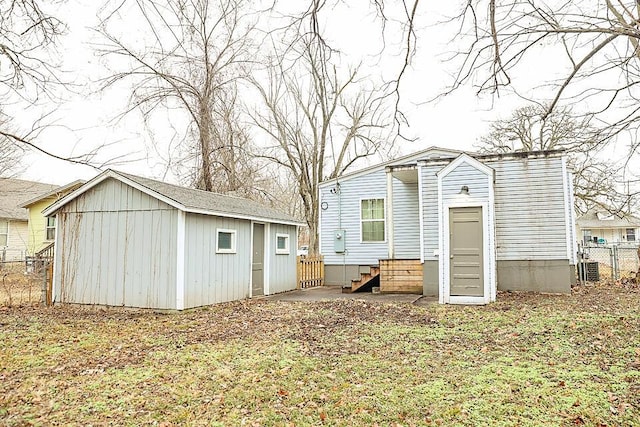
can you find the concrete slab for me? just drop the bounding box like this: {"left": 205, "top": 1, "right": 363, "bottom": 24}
{"left": 267, "top": 286, "right": 437, "bottom": 305}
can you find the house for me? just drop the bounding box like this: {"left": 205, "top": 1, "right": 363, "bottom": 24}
{"left": 0, "top": 178, "right": 58, "bottom": 262}
{"left": 319, "top": 147, "right": 577, "bottom": 304}
{"left": 19, "top": 180, "right": 85, "bottom": 255}
{"left": 576, "top": 211, "right": 640, "bottom": 246}
{"left": 43, "top": 170, "right": 303, "bottom": 310}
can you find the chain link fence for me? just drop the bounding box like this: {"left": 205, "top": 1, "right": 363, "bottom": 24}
{"left": 579, "top": 244, "right": 640, "bottom": 281}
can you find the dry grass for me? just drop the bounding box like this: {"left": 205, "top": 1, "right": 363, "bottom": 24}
{"left": 0, "top": 263, "right": 42, "bottom": 306}
{"left": 0, "top": 283, "right": 638, "bottom": 426}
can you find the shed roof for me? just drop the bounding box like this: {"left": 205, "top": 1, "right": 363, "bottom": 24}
{"left": 0, "top": 178, "right": 58, "bottom": 221}
{"left": 577, "top": 211, "right": 640, "bottom": 229}
{"left": 43, "top": 170, "right": 304, "bottom": 226}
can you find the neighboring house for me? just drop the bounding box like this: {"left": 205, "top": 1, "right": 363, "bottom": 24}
{"left": 43, "top": 169, "right": 303, "bottom": 310}
{"left": 19, "top": 180, "right": 85, "bottom": 255}
{"left": 576, "top": 211, "right": 640, "bottom": 246}
{"left": 319, "top": 147, "right": 577, "bottom": 304}
{"left": 0, "top": 178, "right": 58, "bottom": 262}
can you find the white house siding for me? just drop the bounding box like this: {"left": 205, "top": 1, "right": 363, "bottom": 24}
{"left": 320, "top": 170, "right": 388, "bottom": 265}
{"left": 392, "top": 180, "right": 420, "bottom": 259}
{"left": 488, "top": 157, "right": 567, "bottom": 260}
{"left": 421, "top": 165, "right": 441, "bottom": 262}
{"left": 183, "top": 214, "right": 251, "bottom": 308}
{"left": 55, "top": 178, "right": 178, "bottom": 309}
{"left": 3, "top": 219, "right": 28, "bottom": 261}
{"left": 268, "top": 223, "right": 298, "bottom": 294}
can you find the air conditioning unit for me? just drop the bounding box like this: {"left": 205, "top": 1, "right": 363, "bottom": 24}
{"left": 577, "top": 261, "right": 599, "bottom": 282}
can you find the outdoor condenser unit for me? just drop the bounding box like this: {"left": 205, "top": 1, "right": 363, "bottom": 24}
{"left": 577, "top": 261, "right": 599, "bottom": 282}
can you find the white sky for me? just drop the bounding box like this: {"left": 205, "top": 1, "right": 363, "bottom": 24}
{"left": 13, "top": 0, "right": 633, "bottom": 186}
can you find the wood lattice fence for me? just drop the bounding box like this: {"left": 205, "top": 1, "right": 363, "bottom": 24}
{"left": 297, "top": 256, "right": 324, "bottom": 289}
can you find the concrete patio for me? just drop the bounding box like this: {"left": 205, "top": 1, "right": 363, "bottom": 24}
{"left": 266, "top": 286, "right": 436, "bottom": 305}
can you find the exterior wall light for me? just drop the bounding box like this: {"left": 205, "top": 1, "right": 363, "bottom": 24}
{"left": 459, "top": 185, "right": 470, "bottom": 195}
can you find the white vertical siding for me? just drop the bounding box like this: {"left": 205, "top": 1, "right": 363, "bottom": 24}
{"left": 421, "top": 165, "right": 440, "bottom": 261}
{"left": 54, "top": 178, "right": 178, "bottom": 309}
{"left": 392, "top": 180, "right": 420, "bottom": 259}
{"left": 319, "top": 170, "right": 388, "bottom": 265}
{"left": 183, "top": 214, "right": 251, "bottom": 308}
{"left": 268, "top": 223, "right": 297, "bottom": 294}
{"left": 488, "top": 157, "right": 568, "bottom": 260}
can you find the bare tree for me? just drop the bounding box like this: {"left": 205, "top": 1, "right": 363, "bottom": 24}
{"left": 96, "top": 0, "right": 262, "bottom": 193}
{"left": 478, "top": 105, "right": 639, "bottom": 214}
{"left": 447, "top": 1, "right": 640, "bottom": 159}
{"left": 250, "top": 36, "right": 393, "bottom": 255}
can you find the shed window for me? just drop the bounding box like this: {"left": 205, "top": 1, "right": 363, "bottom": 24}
{"left": 216, "top": 229, "right": 237, "bottom": 253}
{"left": 46, "top": 217, "right": 56, "bottom": 241}
{"left": 0, "top": 220, "right": 7, "bottom": 247}
{"left": 626, "top": 228, "right": 636, "bottom": 242}
{"left": 361, "top": 199, "right": 385, "bottom": 242}
{"left": 276, "top": 233, "right": 290, "bottom": 255}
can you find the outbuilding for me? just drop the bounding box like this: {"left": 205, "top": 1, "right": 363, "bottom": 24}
{"left": 43, "top": 170, "right": 303, "bottom": 310}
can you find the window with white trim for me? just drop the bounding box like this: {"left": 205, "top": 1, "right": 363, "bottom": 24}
{"left": 276, "top": 233, "right": 290, "bottom": 254}
{"left": 626, "top": 228, "right": 636, "bottom": 242}
{"left": 361, "top": 198, "right": 385, "bottom": 242}
{"left": 45, "top": 217, "right": 56, "bottom": 241}
{"left": 216, "top": 229, "right": 237, "bottom": 253}
{"left": 0, "top": 220, "right": 7, "bottom": 247}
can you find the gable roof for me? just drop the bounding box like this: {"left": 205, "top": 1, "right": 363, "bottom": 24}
{"left": 43, "top": 170, "right": 304, "bottom": 226}
{"left": 19, "top": 180, "right": 86, "bottom": 209}
{"left": 319, "top": 146, "right": 466, "bottom": 187}
{"left": 577, "top": 211, "right": 640, "bottom": 229}
{"left": 0, "top": 178, "right": 59, "bottom": 221}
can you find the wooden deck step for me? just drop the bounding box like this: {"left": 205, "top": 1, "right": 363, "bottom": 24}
{"left": 343, "top": 266, "right": 380, "bottom": 293}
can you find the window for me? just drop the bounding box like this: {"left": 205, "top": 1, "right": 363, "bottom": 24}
{"left": 276, "top": 233, "right": 290, "bottom": 255}
{"left": 46, "top": 217, "right": 56, "bottom": 241}
{"left": 361, "top": 198, "right": 385, "bottom": 242}
{"left": 583, "top": 229, "right": 592, "bottom": 245}
{"left": 626, "top": 228, "right": 636, "bottom": 242}
{"left": 0, "top": 220, "right": 7, "bottom": 247}
{"left": 216, "top": 229, "right": 237, "bottom": 253}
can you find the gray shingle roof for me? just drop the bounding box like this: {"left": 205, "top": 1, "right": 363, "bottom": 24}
{"left": 114, "top": 171, "right": 302, "bottom": 225}
{"left": 0, "top": 178, "right": 58, "bottom": 220}
{"left": 577, "top": 211, "right": 640, "bottom": 229}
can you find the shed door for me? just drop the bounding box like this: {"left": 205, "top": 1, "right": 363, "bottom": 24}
{"left": 252, "top": 223, "right": 265, "bottom": 297}
{"left": 449, "top": 207, "right": 484, "bottom": 297}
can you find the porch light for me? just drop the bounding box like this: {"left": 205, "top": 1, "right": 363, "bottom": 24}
{"left": 459, "top": 185, "right": 470, "bottom": 195}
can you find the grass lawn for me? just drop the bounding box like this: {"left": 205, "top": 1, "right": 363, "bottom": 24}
{"left": 1, "top": 284, "right": 639, "bottom": 426}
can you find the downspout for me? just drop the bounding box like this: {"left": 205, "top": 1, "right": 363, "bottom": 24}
{"left": 386, "top": 168, "right": 394, "bottom": 259}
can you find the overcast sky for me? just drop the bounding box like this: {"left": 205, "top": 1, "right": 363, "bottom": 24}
{"left": 15, "top": 0, "right": 628, "bottom": 186}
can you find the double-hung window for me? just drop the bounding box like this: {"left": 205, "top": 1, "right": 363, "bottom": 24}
{"left": 46, "top": 217, "right": 56, "bottom": 241}
{"left": 361, "top": 199, "right": 385, "bottom": 242}
{"left": 626, "top": 228, "right": 636, "bottom": 242}
{"left": 0, "top": 220, "right": 7, "bottom": 247}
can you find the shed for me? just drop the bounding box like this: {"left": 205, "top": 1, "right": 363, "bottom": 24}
{"left": 43, "top": 170, "right": 303, "bottom": 310}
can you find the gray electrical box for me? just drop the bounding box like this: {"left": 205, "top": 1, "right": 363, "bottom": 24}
{"left": 333, "top": 229, "right": 346, "bottom": 253}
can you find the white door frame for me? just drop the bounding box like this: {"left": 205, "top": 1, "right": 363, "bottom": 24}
{"left": 437, "top": 153, "right": 496, "bottom": 305}
{"left": 441, "top": 202, "right": 495, "bottom": 304}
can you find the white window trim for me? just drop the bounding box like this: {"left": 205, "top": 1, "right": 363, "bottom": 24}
{"left": 216, "top": 228, "right": 237, "bottom": 254}
{"left": 45, "top": 217, "right": 56, "bottom": 241}
{"left": 359, "top": 197, "right": 386, "bottom": 244}
{"left": 275, "top": 233, "right": 290, "bottom": 255}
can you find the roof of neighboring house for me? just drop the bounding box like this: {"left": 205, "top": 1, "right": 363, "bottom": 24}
{"left": 44, "top": 170, "right": 304, "bottom": 226}
{"left": 18, "top": 180, "right": 86, "bottom": 209}
{"left": 577, "top": 211, "right": 640, "bottom": 229}
{"left": 0, "top": 178, "right": 59, "bottom": 221}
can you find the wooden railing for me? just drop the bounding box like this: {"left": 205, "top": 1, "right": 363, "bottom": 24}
{"left": 297, "top": 256, "right": 324, "bottom": 289}
{"left": 36, "top": 242, "right": 55, "bottom": 260}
